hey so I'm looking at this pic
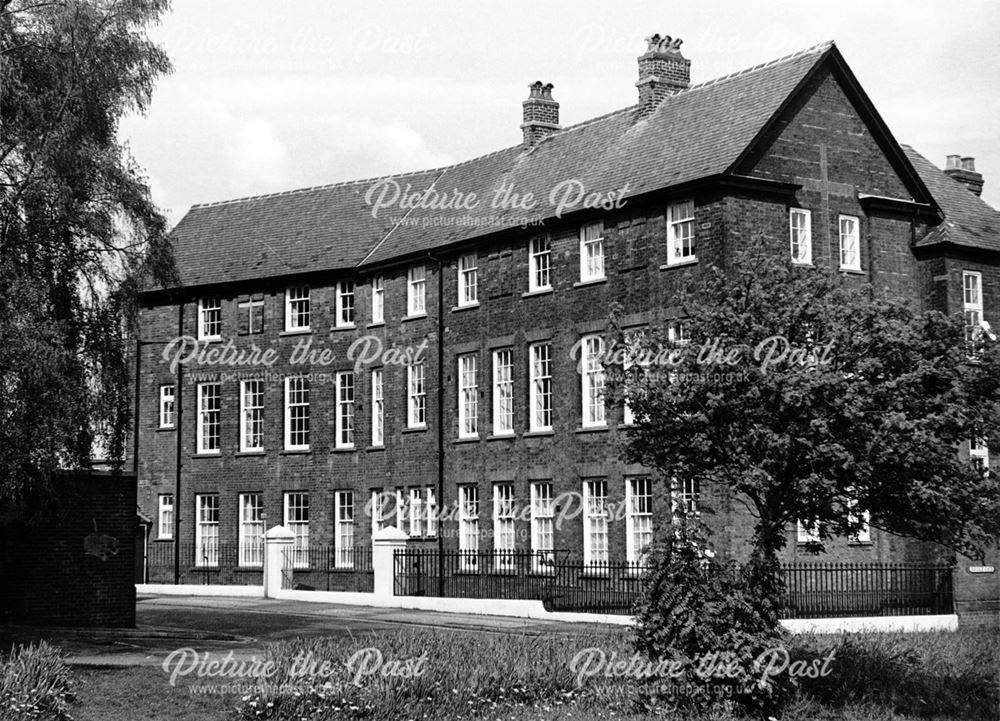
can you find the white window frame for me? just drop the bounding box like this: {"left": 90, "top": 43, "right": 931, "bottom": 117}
{"left": 335, "top": 491, "right": 355, "bottom": 569}
{"left": 493, "top": 483, "right": 516, "bottom": 572}
{"left": 371, "top": 489, "right": 386, "bottom": 536}
{"left": 458, "top": 485, "right": 479, "bottom": 570}
{"left": 239, "top": 379, "right": 264, "bottom": 452}
{"left": 406, "top": 487, "right": 424, "bottom": 537}
{"left": 671, "top": 476, "right": 701, "bottom": 519}
{"left": 458, "top": 253, "right": 478, "bottom": 307}
{"left": 529, "top": 235, "right": 552, "bottom": 292}
{"left": 407, "top": 363, "right": 426, "bottom": 428}
{"left": 194, "top": 494, "right": 219, "bottom": 567}
{"left": 196, "top": 382, "right": 221, "bottom": 455}
{"left": 797, "top": 520, "right": 820, "bottom": 543}
{"left": 238, "top": 296, "right": 264, "bottom": 334}
{"left": 970, "top": 436, "right": 990, "bottom": 471}
{"left": 159, "top": 385, "right": 175, "bottom": 429}
{"left": 238, "top": 493, "right": 264, "bottom": 567}
{"left": 622, "top": 328, "right": 650, "bottom": 426}
{"left": 583, "top": 479, "right": 609, "bottom": 569}
{"left": 284, "top": 376, "right": 310, "bottom": 451}
{"left": 579, "top": 221, "right": 605, "bottom": 282}
{"left": 838, "top": 214, "right": 861, "bottom": 271}
{"left": 425, "top": 487, "right": 438, "bottom": 537}
{"left": 407, "top": 265, "right": 426, "bottom": 317}
{"left": 157, "top": 494, "right": 174, "bottom": 539}
{"left": 336, "top": 280, "right": 355, "bottom": 328}
{"left": 492, "top": 349, "right": 514, "bottom": 436}
{"left": 964, "top": 271, "right": 983, "bottom": 343}
{"left": 626, "top": 477, "right": 653, "bottom": 565}
{"left": 285, "top": 286, "right": 310, "bottom": 332}
{"left": 283, "top": 492, "right": 309, "bottom": 568}
{"left": 458, "top": 354, "right": 478, "bottom": 438}
{"left": 335, "top": 371, "right": 355, "bottom": 449}
{"left": 530, "top": 482, "right": 554, "bottom": 572}
{"left": 581, "top": 335, "right": 606, "bottom": 428}
{"left": 371, "top": 275, "right": 384, "bottom": 325}
{"left": 667, "top": 199, "right": 696, "bottom": 265}
{"left": 371, "top": 368, "right": 384, "bottom": 447}
{"left": 197, "top": 297, "right": 222, "bottom": 341}
{"left": 529, "top": 343, "right": 552, "bottom": 432}
{"left": 789, "top": 208, "right": 812, "bottom": 265}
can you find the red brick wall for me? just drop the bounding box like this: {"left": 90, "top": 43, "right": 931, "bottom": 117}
{"left": 0, "top": 471, "right": 137, "bottom": 627}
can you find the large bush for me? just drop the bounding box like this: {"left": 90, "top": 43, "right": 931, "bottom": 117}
{"left": 632, "top": 524, "right": 792, "bottom": 717}
{"left": 0, "top": 642, "right": 74, "bottom": 720}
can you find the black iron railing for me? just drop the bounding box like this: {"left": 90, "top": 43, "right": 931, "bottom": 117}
{"left": 544, "top": 558, "right": 650, "bottom": 615}
{"left": 145, "top": 542, "right": 263, "bottom": 585}
{"left": 394, "top": 549, "right": 570, "bottom": 599}
{"left": 285, "top": 546, "right": 374, "bottom": 593}
{"left": 779, "top": 562, "right": 954, "bottom": 618}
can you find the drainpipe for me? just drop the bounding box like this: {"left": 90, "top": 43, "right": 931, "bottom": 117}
{"left": 133, "top": 336, "right": 141, "bottom": 475}
{"left": 173, "top": 301, "right": 184, "bottom": 585}
{"left": 428, "top": 253, "right": 445, "bottom": 596}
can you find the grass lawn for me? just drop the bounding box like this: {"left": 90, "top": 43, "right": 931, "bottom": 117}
{"left": 6, "top": 627, "right": 999, "bottom": 720}
{"left": 71, "top": 666, "right": 235, "bottom": 721}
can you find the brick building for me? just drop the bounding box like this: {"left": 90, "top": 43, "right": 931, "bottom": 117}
{"left": 132, "top": 37, "right": 1000, "bottom": 586}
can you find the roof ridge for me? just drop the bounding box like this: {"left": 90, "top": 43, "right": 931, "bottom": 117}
{"left": 189, "top": 146, "right": 527, "bottom": 211}
{"left": 682, "top": 40, "right": 834, "bottom": 95}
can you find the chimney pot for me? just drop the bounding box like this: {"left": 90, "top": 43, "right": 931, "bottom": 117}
{"left": 636, "top": 33, "right": 691, "bottom": 118}
{"left": 944, "top": 154, "right": 985, "bottom": 197}
{"left": 521, "top": 81, "right": 560, "bottom": 147}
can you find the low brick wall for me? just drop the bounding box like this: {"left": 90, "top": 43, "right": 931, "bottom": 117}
{"left": 0, "top": 471, "right": 137, "bottom": 627}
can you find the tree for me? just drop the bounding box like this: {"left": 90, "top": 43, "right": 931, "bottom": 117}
{"left": 0, "top": 0, "right": 174, "bottom": 510}
{"left": 613, "top": 239, "right": 1000, "bottom": 596}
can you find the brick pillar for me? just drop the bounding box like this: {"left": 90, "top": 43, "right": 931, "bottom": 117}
{"left": 372, "top": 526, "right": 409, "bottom": 599}
{"left": 263, "top": 525, "right": 295, "bottom": 598}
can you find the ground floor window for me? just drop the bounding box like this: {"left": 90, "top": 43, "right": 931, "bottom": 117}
{"left": 157, "top": 494, "right": 173, "bottom": 539}
{"left": 626, "top": 477, "right": 653, "bottom": 564}
{"left": 530, "top": 482, "right": 554, "bottom": 572}
{"left": 493, "top": 483, "right": 516, "bottom": 571}
{"left": 459, "top": 485, "right": 479, "bottom": 570}
{"left": 335, "top": 491, "right": 354, "bottom": 568}
{"left": 238, "top": 493, "right": 264, "bottom": 567}
{"left": 195, "top": 494, "right": 219, "bottom": 567}
{"left": 583, "top": 479, "right": 609, "bottom": 569}
{"left": 284, "top": 492, "right": 309, "bottom": 568}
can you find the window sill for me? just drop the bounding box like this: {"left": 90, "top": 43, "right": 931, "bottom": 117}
{"left": 191, "top": 453, "right": 221, "bottom": 459}
{"left": 522, "top": 287, "right": 553, "bottom": 298}
{"left": 280, "top": 449, "right": 311, "bottom": 455}
{"left": 524, "top": 429, "right": 555, "bottom": 438}
{"left": 576, "top": 425, "right": 609, "bottom": 433}
{"left": 452, "top": 303, "right": 480, "bottom": 312}
{"left": 197, "top": 336, "right": 223, "bottom": 344}
{"left": 366, "top": 445, "right": 386, "bottom": 452}
{"left": 402, "top": 426, "right": 427, "bottom": 434}
{"left": 486, "top": 433, "right": 516, "bottom": 441}
{"left": 791, "top": 260, "right": 813, "bottom": 267}
{"left": 331, "top": 446, "right": 356, "bottom": 453}
{"left": 573, "top": 277, "right": 607, "bottom": 288}
{"left": 367, "top": 321, "right": 385, "bottom": 329}
{"left": 279, "top": 328, "right": 312, "bottom": 337}
{"left": 156, "top": 426, "right": 176, "bottom": 432}
{"left": 660, "top": 258, "right": 698, "bottom": 270}
{"left": 454, "top": 436, "right": 481, "bottom": 444}
{"left": 839, "top": 267, "right": 866, "bottom": 275}
{"left": 330, "top": 324, "right": 357, "bottom": 332}
{"left": 235, "top": 450, "right": 266, "bottom": 457}
{"left": 402, "top": 313, "right": 427, "bottom": 322}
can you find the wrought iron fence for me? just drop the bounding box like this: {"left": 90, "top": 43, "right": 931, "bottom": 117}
{"left": 779, "top": 562, "right": 954, "bottom": 618}
{"left": 392, "top": 551, "right": 955, "bottom": 618}
{"left": 145, "top": 542, "right": 263, "bottom": 585}
{"left": 283, "top": 546, "right": 374, "bottom": 593}
{"left": 394, "top": 549, "right": 570, "bottom": 599}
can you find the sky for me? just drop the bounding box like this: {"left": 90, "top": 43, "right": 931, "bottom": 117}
{"left": 118, "top": 1, "right": 1000, "bottom": 228}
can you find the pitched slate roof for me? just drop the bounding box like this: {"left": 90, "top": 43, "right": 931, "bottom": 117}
{"left": 904, "top": 146, "right": 1000, "bottom": 253}
{"left": 160, "top": 40, "right": 844, "bottom": 290}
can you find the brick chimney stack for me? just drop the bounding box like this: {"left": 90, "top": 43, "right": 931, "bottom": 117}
{"left": 522, "top": 81, "right": 560, "bottom": 147}
{"left": 636, "top": 34, "right": 690, "bottom": 117}
{"left": 945, "top": 155, "right": 984, "bottom": 197}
